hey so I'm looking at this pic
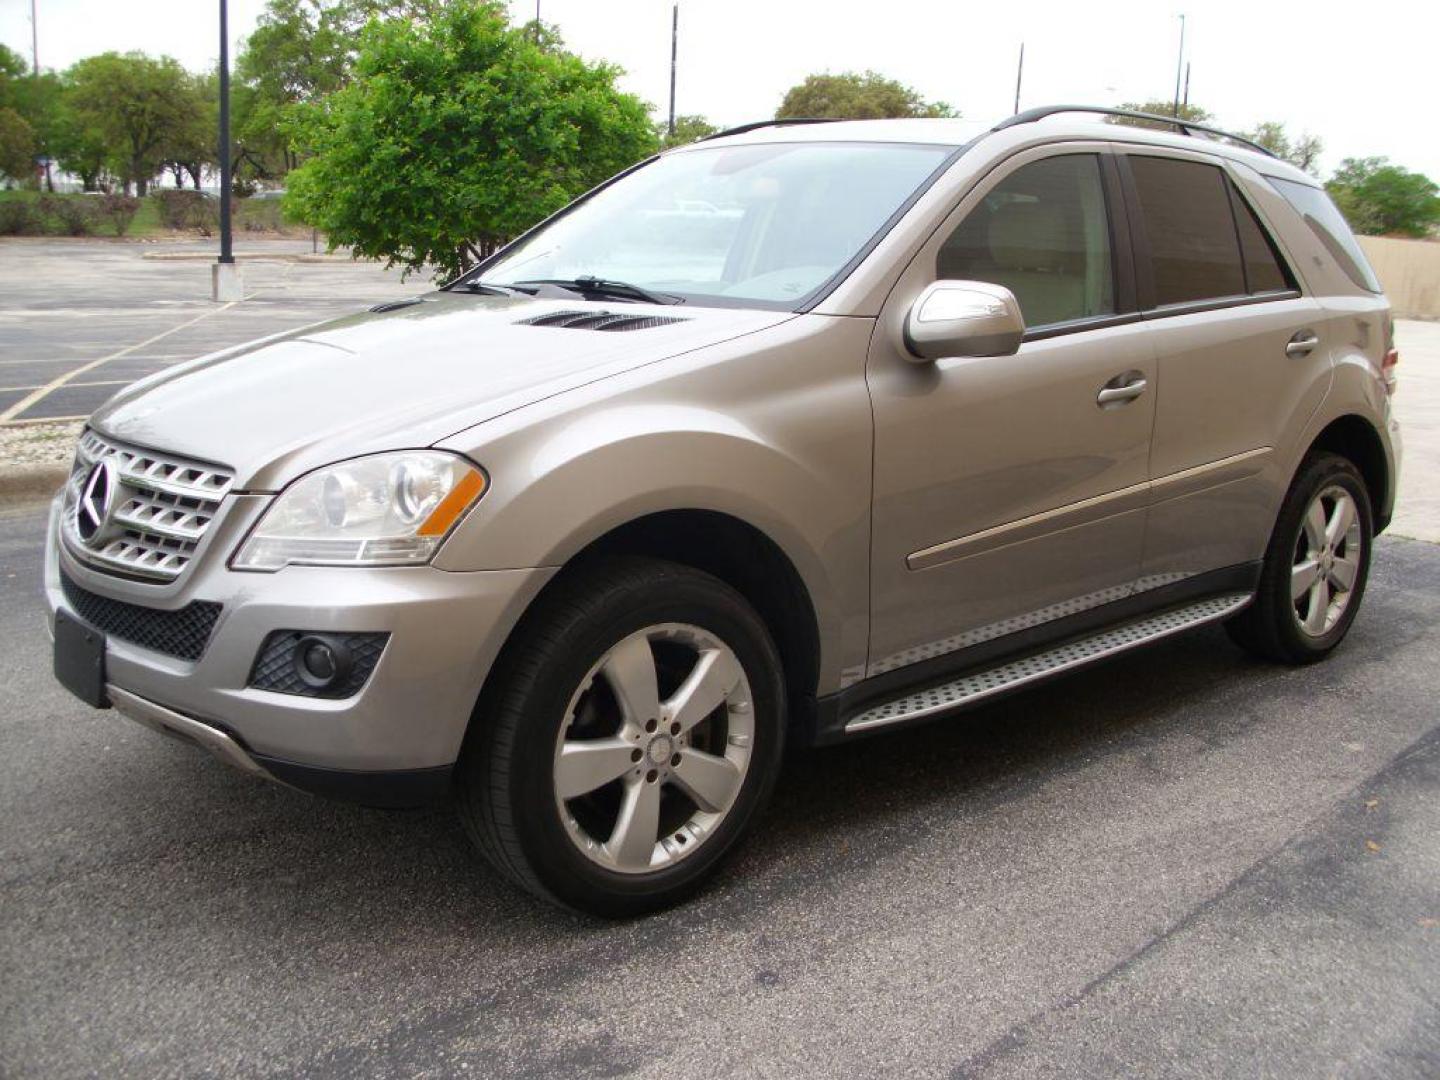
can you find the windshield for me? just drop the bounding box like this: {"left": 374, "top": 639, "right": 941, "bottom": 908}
{"left": 478, "top": 142, "right": 954, "bottom": 309}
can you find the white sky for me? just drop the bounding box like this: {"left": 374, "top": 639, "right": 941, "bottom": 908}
{"left": 2, "top": 0, "right": 1436, "bottom": 180}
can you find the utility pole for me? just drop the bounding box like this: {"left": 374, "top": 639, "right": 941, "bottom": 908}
{"left": 213, "top": 0, "right": 242, "bottom": 301}
{"left": 1183, "top": 62, "right": 1191, "bottom": 107}
{"left": 668, "top": 3, "right": 678, "bottom": 137}
{"left": 1013, "top": 42, "right": 1024, "bottom": 114}
{"left": 534, "top": 0, "right": 540, "bottom": 43}
{"left": 30, "top": 0, "right": 39, "bottom": 75}
{"left": 1172, "top": 13, "right": 1186, "bottom": 118}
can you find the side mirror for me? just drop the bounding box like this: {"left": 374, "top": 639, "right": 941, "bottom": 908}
{"left": 903, "top": 281, "right": 1025, "bottom": 362}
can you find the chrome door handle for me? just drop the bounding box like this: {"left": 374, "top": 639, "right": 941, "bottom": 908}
{"left": 1097, "top": 378, "right": 1148, "bottom": 406}
{"left": 1286, "top": 331, "right": 1320, "bottom": 358}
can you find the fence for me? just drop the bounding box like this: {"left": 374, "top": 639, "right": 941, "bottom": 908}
{"left": 1358, "top": 236, "right": 1440, "bottom": 320}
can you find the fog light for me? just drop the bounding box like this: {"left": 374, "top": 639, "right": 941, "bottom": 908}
{"left": 293, "top": 634, "right": 353, "bottom": 690}
{"left": 249, "top": 630, "right": 389, "bottom": 699}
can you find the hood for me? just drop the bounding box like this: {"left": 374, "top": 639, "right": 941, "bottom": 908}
{"left": 91, "top": 292, "right": 793, "bottom": 489}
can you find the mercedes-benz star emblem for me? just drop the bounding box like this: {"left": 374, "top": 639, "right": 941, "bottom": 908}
{"left": 76, "top": 459, "right": 117, "bottom": 544}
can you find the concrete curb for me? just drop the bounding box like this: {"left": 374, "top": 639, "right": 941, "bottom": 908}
{"left": 0, "top": 463, "right": 68, "bottom": 503}
{"left": 141, "top": 251, "right": 366, "bottom": 264}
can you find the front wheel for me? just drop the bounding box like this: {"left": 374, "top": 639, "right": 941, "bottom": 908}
{"left": 1226, "top": 452, "right": 1373, "bottom": 664}
{"left": 456, "top": 557, "right": 786, "bottom": 917}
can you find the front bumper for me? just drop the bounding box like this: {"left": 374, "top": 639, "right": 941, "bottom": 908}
{"left": 45, "top": 494, "right": 554, "bottom": 793}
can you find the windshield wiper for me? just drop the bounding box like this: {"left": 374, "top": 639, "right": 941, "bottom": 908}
{"left": 452, "top": 280, "right": 538, "bottom": 297}
{"left": 515, "top": 276, "right": 683, "bottom": 306}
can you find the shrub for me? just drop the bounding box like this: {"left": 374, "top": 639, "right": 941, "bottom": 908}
{"left": 0, "top": 199, "right": 41, "bottom": 235}
{"left": 98, "top": 194, "right": 141, "bottom": 236}
{"left": 184, "top": 197, "right": 219, "bottom": 236}
{"left": 153, "top": 189, "right": 204, "bottom": 230}
{"left": 38, "top": 195, "right": 98, "bottom": 237}
{"left": 240, "top": 200, "right": 285, "bottom": 232}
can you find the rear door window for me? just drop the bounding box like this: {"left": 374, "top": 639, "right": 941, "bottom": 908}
{"left": 1128, "top": 156, "right": 1246, "bottom": 306}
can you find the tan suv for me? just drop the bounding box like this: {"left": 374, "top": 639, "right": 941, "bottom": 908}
{"left": 46, "top": 106, "right": 1400, "bottom": 915}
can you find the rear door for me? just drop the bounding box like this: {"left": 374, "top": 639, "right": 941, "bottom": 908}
{"left": 1115, "top": 148, "right": 1330, "bottom": 581}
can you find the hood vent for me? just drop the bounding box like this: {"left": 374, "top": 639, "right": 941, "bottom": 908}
{"left": 518, "top": 310, "right": 688, "bottom": 332}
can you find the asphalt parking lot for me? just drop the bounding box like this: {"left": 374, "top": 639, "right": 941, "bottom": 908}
{"left": 0, "top": 242, "right": 1437, "bottom": 1077}
{"left": 0, "top": 239, "right": 418, "bottom": 423}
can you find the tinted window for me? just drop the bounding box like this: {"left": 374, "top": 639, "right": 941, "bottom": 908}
{"left": 1130, "top": 156, "right": 1245, "bottom": 306}
{"left": 937, "top": 154, "right": 1114, "bottom": 328}
{"left": 1229, "top": 185, "right": 1292, "bottom": 293}
{"left": 1267, "top": 176, "right": 1382, "bottom": 293}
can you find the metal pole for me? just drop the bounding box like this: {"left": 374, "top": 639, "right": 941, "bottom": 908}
{"left": 218, "top": 0, "right": 233, "bottom": 264}
{"left": 667, "top": 3, "right": 677, "bottom": 136}
{"left": 1183, "top": 62, "right": 1190, "bottom": 107}
{"left": 534, "top": 0, "right": 540, "bottom": 42}
{"left": 30, "top": 0, "right": 39, "bottom": 75}
{"left": 1172, "top": 14, "right": 1186, "bottom": 118}
{"left": 1013, "top": 42, "right": 1024, "bottom": 114}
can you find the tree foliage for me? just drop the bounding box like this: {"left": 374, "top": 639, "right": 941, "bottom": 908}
{"left": 235, "top": 0, "right": 454, "bottom": 177}
{"left": 284, "top": 1, "right": 658, "bottom": 278}
{"left": 776, "top": 71, "right": 955, "bottom": 120}
{"left": 658, "top": 114, "right": 717, "bottom": 149}
{"left": 65, "top": 52, "right": 204, "bottom": 194}
{"left": 1326, "top": 157, "right": 1440, "bottom": 238}
{"left": 1243, "top": 121, "right": 1322, "bottom": 175}
{"left": 0, "top": 107, "right": 37, "bottom": 182}
{"left": 1107, "top": 100, "right": 1212, "bottom": 130}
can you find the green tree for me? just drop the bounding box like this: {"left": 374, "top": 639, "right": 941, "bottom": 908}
{"left": 1107, "top": 100, "right": 1212, "bottom": 129}
{"left": 161, "top": 71, "right": 218, "bottom": 189}
{"left": 65, "top": 52, "right": 203, "bottom": 195}
{"left": 776, "top": 71, "right": 955, "bottom": 120}
{"left": 285, "top": 1, "right": 657, "bottom": 278}
{"left": 657, "top": 114, "right": 717, "bottom": 149}
{"left": 1243, "top": 121, "right": 1322, "bottom": 175}
{"left": 0, "top": 107, "right": 37, "bottom": 184}
{"left": 235, "top": 0, "right": 453, "bottom": 177}
{"left": 1326, "top": 157, "right": 1440, "bottom": 238}
{"left": 0, "top": 46, "right": 67, "bottom": 190}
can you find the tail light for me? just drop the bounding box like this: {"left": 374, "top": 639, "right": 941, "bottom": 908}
{"left": 1382, "top": 347, "right": 1399, "bottom": 395}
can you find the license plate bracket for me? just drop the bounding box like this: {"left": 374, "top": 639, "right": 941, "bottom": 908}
{"left": 54, "top": 609, "right": 110, "bottom": 709}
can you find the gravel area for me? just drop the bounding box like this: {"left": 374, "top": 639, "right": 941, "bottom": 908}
{"left": 0, "top": 421, "right": 82, "bottom": 469}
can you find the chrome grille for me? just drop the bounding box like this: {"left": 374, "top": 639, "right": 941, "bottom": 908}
{"left": 62, "top": 430, "right": 235, "bottom": 582}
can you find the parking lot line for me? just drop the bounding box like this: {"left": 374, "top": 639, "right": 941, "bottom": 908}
{"left": 0, "top": 302, "right": 238, "bottom": 424}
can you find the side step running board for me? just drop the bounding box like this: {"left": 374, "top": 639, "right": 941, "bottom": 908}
{"left": 846, "top": 592, "right": 1252, "bottom": 734}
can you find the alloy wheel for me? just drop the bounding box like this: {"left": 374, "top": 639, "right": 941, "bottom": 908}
{"left": 1291, "top": 485, "right": 1363, "bottom": 638}
{"left": 552, "top": 623, "right": 755, "bottom": 874}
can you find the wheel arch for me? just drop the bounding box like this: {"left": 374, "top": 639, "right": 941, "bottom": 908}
{"left": 463, "top": 508, "right": 827, "bottom": 757}
{"left": 1304, "top": 414, "right": 1392, "bottom": 533}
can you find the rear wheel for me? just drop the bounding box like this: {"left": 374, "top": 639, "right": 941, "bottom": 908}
{"left": 456, "top": 557, "right": 785, "bottom": 916}
{"left": 1226, "top": 452, "right": 1372, "bottom": 664}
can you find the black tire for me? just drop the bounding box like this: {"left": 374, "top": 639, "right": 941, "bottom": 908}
{"left": 455, "top": 556, "right": 786, "bottom": 917}
{"left": 1225, "top": 452, "right": 1373, "bottom": 664}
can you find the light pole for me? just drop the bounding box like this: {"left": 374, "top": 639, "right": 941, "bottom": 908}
{"left": 667, "top": 3, "right": 677, "bottom": 137}
{"left": 1172, "top": 14, "right": 1186, "bottom": 119}
{"left": 1013, "top": 42, "right": 1024, "bottom": 114}
{"left": 213, "top": 0, "right": 242, "bottom": 301}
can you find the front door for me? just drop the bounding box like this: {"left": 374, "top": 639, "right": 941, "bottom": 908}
{"left": 866, "top": 147, "right": 1156, "bottom": 678}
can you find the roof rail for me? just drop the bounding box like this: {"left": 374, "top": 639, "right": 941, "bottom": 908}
{"left": 699, "top": 117, "right": 843, "bottom": 142}
{"left": 993, "top": 105, "right": 1276, "bottom": 158}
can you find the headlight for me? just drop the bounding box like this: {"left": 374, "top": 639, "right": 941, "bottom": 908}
{"left": 233, "top": 451, "right": 487, "bottom": 571}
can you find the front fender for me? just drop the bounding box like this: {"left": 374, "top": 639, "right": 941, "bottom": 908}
{"left": 432, "top": 314, "right": 877, "bottom": 693}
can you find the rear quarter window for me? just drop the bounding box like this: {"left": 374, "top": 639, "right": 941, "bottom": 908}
{"left": 1266, "top": 177, "right": 1383, "bottom": 294}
